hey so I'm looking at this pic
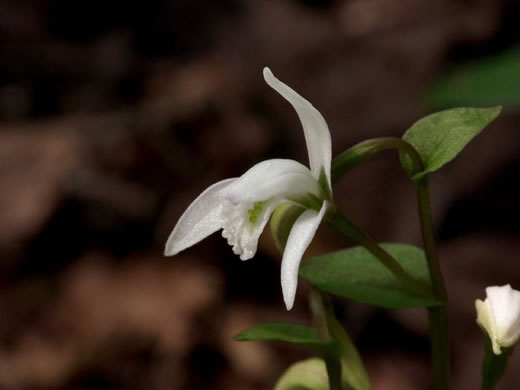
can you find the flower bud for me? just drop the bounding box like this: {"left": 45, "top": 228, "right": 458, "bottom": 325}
{"left": 274, "top": 358, "right": 329, "bottom": 390}
{"left": 475, "top": 284, "right": 520, "bottom": 355}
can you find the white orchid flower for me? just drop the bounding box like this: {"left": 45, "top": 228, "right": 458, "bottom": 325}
{"left": 164, "top": 67, "right": 333, "bottom": 310}
{"left": 475, "top": 284, "right": 520, "bottom": 354}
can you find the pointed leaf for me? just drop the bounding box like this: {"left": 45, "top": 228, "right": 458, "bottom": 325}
{"left": 299, "top": 244, "right": 440, "bottom": 308}
{"left": 234, "top": 322, "right": 339, "bottom": 357}
{"left": 400, "top": 107, "right": 501, "bottom": 179}
{"left": 427, "top": 49, "right": 520, "bottom": 109}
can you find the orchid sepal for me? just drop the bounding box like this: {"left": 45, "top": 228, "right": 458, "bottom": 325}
{"left": 263, "top": 67, "right": 332, "bottom": 188}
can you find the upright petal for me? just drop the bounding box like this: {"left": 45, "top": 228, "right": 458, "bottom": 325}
{"left": 281, "top": 201, "right": 329, "bottom": 310}
{"left": 164, "top": 178, "right": 235, "bottom": 256}
{"left": 263, "top": 67, "right": 332, "bottom": 187}
{"left": 221, "top": 159, "right": 322, "bottom": 204}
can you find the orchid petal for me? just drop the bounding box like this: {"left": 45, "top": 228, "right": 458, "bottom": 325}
{"left": 281, "top": 201, "right": 329, "bottom": 310}
{"left": 164, "top": 178, "right": 235, "bottom": 256}
{"left": 221, "top": 159, "right": 322, "bottom": 204}
{"left": 487, "top": 285, "right": 520, "bottom": 347}
{"left": 263, "top": 67, "right": 332, "bottom": 188}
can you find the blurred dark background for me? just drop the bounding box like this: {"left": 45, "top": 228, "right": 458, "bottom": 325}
{"left": 1, "top": 0, "right": 520, "bottom": 389}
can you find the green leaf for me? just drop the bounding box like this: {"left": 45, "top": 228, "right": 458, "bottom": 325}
{"left": 299, "top": 243, "right": 440, "bottom": 308}
{"left": 274, "top": 358, "right": 330, "bottom": 390}
{"left": 427, "top": 49, "right": 520, "bottom": 109}
{"left": 274, "top": 357, "right": 369, "bottom": 390}
{"left": 234, "top": 322, "right": 340, "bottom": 357}
{"left": 400, "top": 107, "right": 501, "bottom": 179}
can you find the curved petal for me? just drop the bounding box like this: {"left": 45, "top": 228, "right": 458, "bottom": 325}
{"left": 221, "top": 159, "right": 322, "bottom": 204}
{"left": 164, "top": 178, "right": 235, "bottom": 256}
{"left": 281, "top": 201, "right": 329, "bottom": 310}
{"left": 263, "top": 67, "right": 331, "bottom": 188}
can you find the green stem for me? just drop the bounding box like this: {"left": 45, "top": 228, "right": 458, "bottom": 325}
{"left": 331, "top": 136, "right": 451, "bottom": 389}
{"left": 308, "top": 286, "right": 342, "bottom": 390}
{"left": 323, "top": 298, "right": 371, "bottom": 390}
{"left": 416, "top": 179, "right": 447, "bottom": 302}
{"left": 480, "top": 336, "right": 513, "bottom": 390}
{"left": 325, "top": 209, "right": 430, "bottom": 298}
{"left": 416, "top": 177, "right": 450, "bottom": 390}
{"left": 331, "top": 137, "right": 423, "bottom": 185}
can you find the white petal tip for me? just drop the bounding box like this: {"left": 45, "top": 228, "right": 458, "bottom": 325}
{"left": 164, "top": 234, "right": 184, "bottom": 257}
{"left": 263, "top": 67, "right": 276, "bottom": 85}
{"left": 282, "top": 284, "right": 297, "bottom": 311}
{"left": 163, "top": 244, "right": 179, "bottom": 257}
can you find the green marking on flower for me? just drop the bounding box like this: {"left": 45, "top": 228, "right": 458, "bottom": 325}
{"left": 247, "top": 201, "right": 267, "bottom": 225}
